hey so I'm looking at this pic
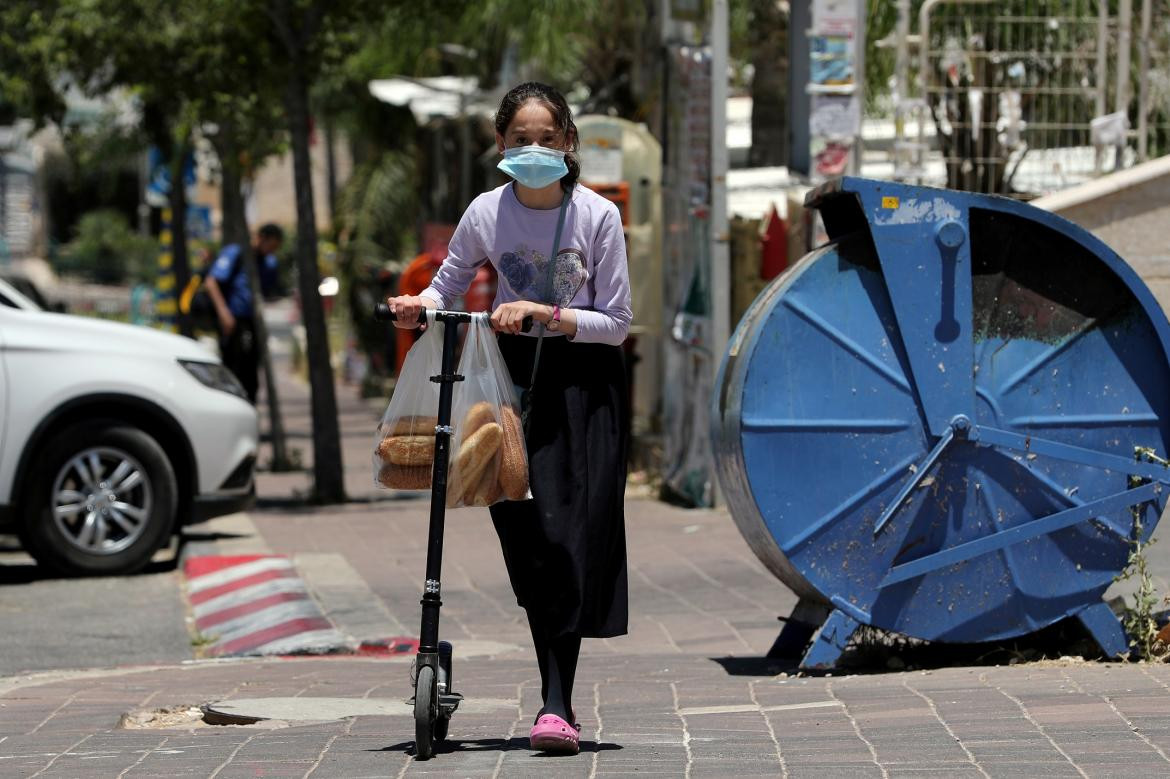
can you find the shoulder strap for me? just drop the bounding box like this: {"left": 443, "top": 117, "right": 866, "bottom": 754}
{"left": 537, "top": 191, "right": 572, "bottom": 304}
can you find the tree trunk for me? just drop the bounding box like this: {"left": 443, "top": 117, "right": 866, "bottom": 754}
{"left": 748, "top": 0, "right": 788, "bottom": 167}
{"left": 324, "top": 118, "right": 337, "bottom": 233}
{"left": 285, "top": 68, "right": 346, "bottom": 503}
{"left": 637, "top": 0, "right": 665, "bottom": 135}
{"left": 169, "top": 148, "right": 192, "bottom": 338}
{"left": 220, "top": 152, "right": 247, "bottom": 247}
{"left": 219, "top": 138, "right": 293, "bottom": 472}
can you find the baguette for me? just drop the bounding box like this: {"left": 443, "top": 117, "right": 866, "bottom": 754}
{"left": 476, "top": 474, "right": 503, "bottom": 506}
{"left": 377, "top": 435, "right": 435, "bottom": 466}
{"left": 498, "top": 405, "right": 529, "bottom": 500}
{"left": 463, "top": 452, "right": 502, "bottom": 506}
{"left": 377, "top": 462, "right": 431, "bottom": 490}
{"left": 381, "top": 415, "right": 438, "bottom": 437}
{"left": 454, "top": 422, "right": 502, "bottom": 495}
{"left": 460, "top": 401, "right": 496, "bottom": 437}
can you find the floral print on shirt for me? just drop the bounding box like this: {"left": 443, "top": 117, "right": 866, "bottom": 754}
{"left": 499, "top": 245, "right": 588, "bottom": 307}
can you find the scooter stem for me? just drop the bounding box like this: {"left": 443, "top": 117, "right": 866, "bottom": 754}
{"left": 419, "top": 311, "right": 467, "bottom": 655}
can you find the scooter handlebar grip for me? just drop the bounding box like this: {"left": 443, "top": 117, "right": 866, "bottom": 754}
{"left": 374, "top": 303, "right": 426, "bottom": 324}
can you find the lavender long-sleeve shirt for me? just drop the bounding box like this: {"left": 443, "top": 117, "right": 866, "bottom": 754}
{"left": 419, "top": 183, "right": 632, "bottom": 345}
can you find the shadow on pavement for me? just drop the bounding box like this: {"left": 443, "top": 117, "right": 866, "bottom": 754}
{"left": 378, "top": 737, "right": 623, "bottom": 756}
{"left": 254, "top": 493, "right": 427, "bottom": 511}
{"left": 711, "top": 617, "right": 1112, "bottom": 677}
{"left": 179, "top": 530, "right": 252, "bottom": 544}
{"left": 0, "top": 554, "right": 179, "bottom": 584}
{"left": 710, "top": 657, "right": 799, "bottom": 677}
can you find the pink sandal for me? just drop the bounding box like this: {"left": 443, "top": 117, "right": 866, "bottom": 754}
{"left": 529, "top": 713, "right": 580, "bottom": 754}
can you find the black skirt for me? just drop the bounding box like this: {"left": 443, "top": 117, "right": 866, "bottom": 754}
{"left": 488, "top": 333, "right": 629, "bottom": 639}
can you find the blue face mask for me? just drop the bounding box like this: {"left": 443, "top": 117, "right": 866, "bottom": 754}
{"left": 497, "top": 144, "right": 568, "bottom": 190}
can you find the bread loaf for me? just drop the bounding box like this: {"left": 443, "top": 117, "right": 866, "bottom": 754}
{"left": 498, "top": 405, "right": 529, "bottom": 500}
{"left": 377, "top": 462, "right": 431, "bottom": 490}
{"left": 454, "top": 422, "right": 502, "bottom": 495}
{"left": 461, "top": 401, "right": 496, "bottom": 436}
{"left": 377, "top": 434, "right": 435, "bottom": 466}
{"left": 463, "top": 452, "right": 502, "bottom": 506}
{"left": 381, "top": 415, "right": 438, "bottom": 437}
{"left": 476, "top": 473, "right": 503, "bottom": 506}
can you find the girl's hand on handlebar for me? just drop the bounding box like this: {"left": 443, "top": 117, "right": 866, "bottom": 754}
{"left": 491, "top": 300, "right": 548, "bottom": 335}
{"left": 386, "top": 295, "right": 430, "bottom": 329}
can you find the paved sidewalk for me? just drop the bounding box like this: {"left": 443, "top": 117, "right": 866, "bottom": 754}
{"left": 5, "top": 646, "right": 1170, "bottom": 776}
{"left": 5, "top": 359, "right": 1170, "bottom": 777}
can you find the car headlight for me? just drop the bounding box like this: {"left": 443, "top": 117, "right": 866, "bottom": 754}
{"left": 179, "top": 360, "right": 249, "bottom": 400}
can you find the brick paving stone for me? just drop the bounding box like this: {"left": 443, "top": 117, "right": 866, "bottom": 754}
{"left": 788, "top": 765, "right": 887, "bottom": 778}
{"left": 884, "top": 768, "right": 989, "bottom": 777}
{"left": 216, "top": 766, "right": 317, "bottom": 779}
{"left": 972, "top": 760, "right": 1087, "bottom": 776}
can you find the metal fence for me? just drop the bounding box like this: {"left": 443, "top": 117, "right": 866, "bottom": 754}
{"left": 911, "top": 0, "right": 1169, "bottom": 197}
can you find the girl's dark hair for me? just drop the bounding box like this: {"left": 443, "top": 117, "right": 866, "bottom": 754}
{"left": 495, "top": 82, "right": 580, "bottom": 192}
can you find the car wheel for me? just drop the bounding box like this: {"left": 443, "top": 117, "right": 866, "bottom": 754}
{"left": 20, "top": 422, "right": 178, "bottom": 576}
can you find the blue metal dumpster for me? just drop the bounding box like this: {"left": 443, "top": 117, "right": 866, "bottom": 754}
{"left": 713, "top": 177, "right": 1170, "bottom": 669}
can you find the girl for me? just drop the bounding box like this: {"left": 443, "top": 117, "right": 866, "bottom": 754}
{"left": 387, "top": 82, "right": 632, "bottom": 756}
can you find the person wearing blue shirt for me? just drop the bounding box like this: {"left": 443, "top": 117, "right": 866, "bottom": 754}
{"left": 204, "top": 223, "right": 283, "bottom": 403}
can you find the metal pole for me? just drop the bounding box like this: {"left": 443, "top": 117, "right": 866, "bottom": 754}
{"left": 851, "top": 0, "right": 866, "bottom": 176}
{"left": 894, "top": 0, "right": 911, "bottom": 179}
{"left": 917, "top": 0, "right": 935, "bottom": 175}
{"left": 1116, "top": 0, "right": 1132, "bottom": 118}
{"left": 1116, "top": 0, "right": 1133, "bottom": 171}
{"left": 1137, "top": 0, "right": 1152, "bottom": 161}
{"left": 1096, "top": 0, "right": 1108, "bottom": 119}
{"left": 711, "top": 0, "right": 730, "bottom": 507}
{"left": 1095, "top": 0, "right": 1109, "bottom": 173}
{"left": 711, "top": 0, "right": 730, "bottom": 369}
{"left": 788, "top": 0, "right": 811, "bottom": 176}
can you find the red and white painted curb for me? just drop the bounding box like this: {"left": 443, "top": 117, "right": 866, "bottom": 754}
{"left": 184, "top": 555, "right": 352, "bottom": 657}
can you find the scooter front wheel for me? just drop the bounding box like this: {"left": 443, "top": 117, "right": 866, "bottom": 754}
{"left": 414, "top": 665, "right": 437, "bottom": 759}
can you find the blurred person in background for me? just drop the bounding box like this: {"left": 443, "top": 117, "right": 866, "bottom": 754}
{"left": 394, "top": 245, "right": 444, "bottom": 374}
{"left": 204, "top": 223, "right": 284, "bottom": 403}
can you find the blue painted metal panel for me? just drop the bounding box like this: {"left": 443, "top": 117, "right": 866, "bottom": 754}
{"left": 713, "top": 177, "right": 1170, "bottom": 661}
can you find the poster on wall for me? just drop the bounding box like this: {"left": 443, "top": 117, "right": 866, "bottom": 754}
{"left": 808, "top": 35, "right": 854, "bottom": 92}
{"left": 810, "top": 94, "right": 860, "bottom": 138}
{"left": 813, "top": 0, "right": 859, "bottom": 36}
{"left": 807, "top": 0, "right": 863, "bottom": 182}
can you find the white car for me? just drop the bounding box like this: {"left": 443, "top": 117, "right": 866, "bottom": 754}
{"left": 0, "top": 278, "right": 259, "bottom": 575}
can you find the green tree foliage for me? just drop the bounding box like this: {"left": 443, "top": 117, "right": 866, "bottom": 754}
{"left": 37, "top": 111, "right": 145, "bottom": 249}
{"left": 337, "top": 151, "right": 419, "bottom": 270}
{"left": 0, "top": 4, "right": 68, "bottom": 126}
{"left": 58, "top": 210, "right": 157, "bottom": 285}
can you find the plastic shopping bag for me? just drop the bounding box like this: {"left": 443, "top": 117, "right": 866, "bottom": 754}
{"left": 446, "top": 314, "right": 530, "bottom": 507}
{"left": 373, "top": 313, "right": 444, "bottom": 490}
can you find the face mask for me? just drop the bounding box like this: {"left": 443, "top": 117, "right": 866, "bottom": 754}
{"left": 497, "top": 144, "right": 568, "bottom": 190}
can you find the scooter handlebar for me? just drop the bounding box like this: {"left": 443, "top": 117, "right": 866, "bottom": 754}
{"left": 374, "top": 303, "right": 534, "bottom": 332}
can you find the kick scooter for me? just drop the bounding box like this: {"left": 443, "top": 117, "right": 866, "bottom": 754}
{"left": 374, "top": 303, "right": 530, "bottom": 759}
